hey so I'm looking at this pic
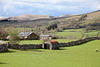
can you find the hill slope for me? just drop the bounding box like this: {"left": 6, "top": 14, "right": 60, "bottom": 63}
{"left": 49, "top": 10, "right": 100, "bottom": 29}
{"left": 59, "top": 14, "right": 74, "bottom": 17}
{"left": 0, "top": 10, "right": 100, "bottom": 30}
{"left": 56, "top": 10, "right": 100, "bottom": 22}
{"left": 8, "top": 14, "right": 55, "bottom": 20}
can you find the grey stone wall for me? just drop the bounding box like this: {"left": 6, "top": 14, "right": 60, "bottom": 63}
{"left": 59, "top": 37, "right": 100, "bottom": 47}
{"left": 8, "top": 44, "right": 42, "bottom": 49}
{"left": 7, "top": 37, "right": 100, "bottom": 49}
{"left": 0, "top": 44, "right": 8, "bottom": 52}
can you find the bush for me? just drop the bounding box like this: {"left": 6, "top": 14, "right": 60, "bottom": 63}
{"left": 0, "top": 27, "right": 8, "bottom": 40}
{"left": 56, "top": 28, "right": 63, "bottom": 32}
{"left": 47, "top": 24, "right": 57, "bottom": 30}
{"left": 8, "top": 30, "right": 20, "bottom": 45}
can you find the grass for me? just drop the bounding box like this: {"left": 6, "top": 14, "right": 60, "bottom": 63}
{"left": 55, "top": 29, "right": 100, "bottom": 39}
{"left": 0, "top": 40, "right": 100, "bottom": 67}
{"left": 19, "top": 40, "right": 43, "bottom": 44}
{"left": 4, "top": 27, "right": 33, "bottom": 33}
{"left": 52, "top": 39, "right": 75, "bottom": 43}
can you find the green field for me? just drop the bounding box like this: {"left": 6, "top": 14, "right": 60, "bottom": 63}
{"left": 55, "top": 29, "right": 100, "bottom": 39}
{"left": 4, "top": 27, "right": 33, "bottom": 33}
{"left": 19, "top": 40, "right": 43, "bottom": 44}
{"left": 0, "top": 40, "right": 100, "bottom": 67}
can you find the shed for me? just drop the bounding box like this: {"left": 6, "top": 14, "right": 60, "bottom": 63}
{"left": 42, "top": 41, "right": 59, "bottom": 50}
{"left": 18, "top": 32, "right": 39, "bottom": 40}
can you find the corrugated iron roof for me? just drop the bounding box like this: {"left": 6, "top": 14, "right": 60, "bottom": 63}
{"left": 49, "top": 41, "right": 59, "bottom": 45}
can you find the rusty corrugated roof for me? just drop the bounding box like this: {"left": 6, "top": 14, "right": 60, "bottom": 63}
{"left": 49, "top": 41, "right": 59, "bottom": 45}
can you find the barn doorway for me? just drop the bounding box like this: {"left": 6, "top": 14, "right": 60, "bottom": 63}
{"left": 44, "top": 43, "right": 50, "bottom": 49}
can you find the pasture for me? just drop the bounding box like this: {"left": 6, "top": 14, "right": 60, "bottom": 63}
{"left": 0, "top": 40, "right": 100, "bottom": 67}
{"left": 55, "top": 29, "right": 100, "bottom": 39}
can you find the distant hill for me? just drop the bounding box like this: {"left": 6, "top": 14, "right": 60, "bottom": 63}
{"left": 8, "top": 14, "right": 55, "bottom": 20}
{"left": 59, "top": 14, "right": 74, "bottom": 18}
{"left": 0, "top": 17, "right": 8, "bottom": 20}
{"left": 0, "top": 10, "right": 100, "bottom": 30}
{"left": 49, "top": 10, "right": 100, "bottom": 29}
{"left": 51, "top": 10, "right": 100, "bottom": 23}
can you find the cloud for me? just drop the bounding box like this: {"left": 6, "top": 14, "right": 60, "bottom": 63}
{"left": 96, "top": 2, "right": 100, "bottom": 9}
{"left": 0, "top": 0, "right": 100, "bottom": 17}
{"left": 97, "top": 5, "right": 100, "bottom": 9}
{"left": 15, "top": 0, "right": 87, "bottom": 4}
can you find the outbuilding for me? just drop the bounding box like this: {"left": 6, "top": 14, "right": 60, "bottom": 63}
{"left": 40, "top": 35, "right": 52, "bottom": 40}
{"left": 18, "top": 32, "right": 39, "bottom": 40}
{"left": 42, "top": 41, "right": 59, "bottom": 50}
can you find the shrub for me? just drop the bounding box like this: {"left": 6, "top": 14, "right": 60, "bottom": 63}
{"left": 8, "top": 30, "right": 20, "bottom": 45}
{"left": 0, "top": 27, "right": 8, "bottom": 40}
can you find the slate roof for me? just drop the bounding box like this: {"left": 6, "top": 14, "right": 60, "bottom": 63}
{"left": 40, "top": 35, "right": 51, "bottom": 37}
{"left": 19, "top": 32, "right": 31, "bottom": 37}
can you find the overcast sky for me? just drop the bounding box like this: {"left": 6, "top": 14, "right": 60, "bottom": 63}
{"left": 0, "top": 0, "right": 100, "bottom": 17}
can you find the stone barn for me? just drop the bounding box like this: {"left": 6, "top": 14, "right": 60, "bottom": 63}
{"left": 42, "top": 41, "right": 59, "bottom": 50}
{"left": 18, "top": 32, "right": 39, "bottom": 40}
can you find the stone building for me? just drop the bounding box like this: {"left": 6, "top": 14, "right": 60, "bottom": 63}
{"left": 18, "top": 32, "right": 39, "bottom": 40}
{"left": 42, "top": 41, "right": 59, "bottom": 50}
{"left": 40, "top": 35, "right": 52, "bottom": 40}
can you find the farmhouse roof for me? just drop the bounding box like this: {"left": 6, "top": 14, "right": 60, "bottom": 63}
{"left": 19, "top": 32, "right": 32, "bottom": 37}
{"left": 40, "top": 35, "right": 51, "bottom": 37}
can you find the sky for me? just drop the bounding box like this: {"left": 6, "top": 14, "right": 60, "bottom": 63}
{"left": 0, "top": 0, "right": 100, "bottom": 17}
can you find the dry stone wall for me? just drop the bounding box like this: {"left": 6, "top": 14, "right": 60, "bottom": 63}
{"left": 59, "top": 37, "right": 100, "bottom": 47}
{"left": 2, "top": 37, "right": 100, "bottom": 50}
{"left": 0, "top": 44, "right": 8, "bottom": 52}
{"left": 8, "top": 44, "right": 42, "bottom": 49}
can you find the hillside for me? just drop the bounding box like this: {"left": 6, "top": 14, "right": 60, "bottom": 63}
{"left": 0, "top": 17, "right": 8, "bottom": 20}
{"left": 48, "top": 10, "right": 100, "bottom": 29}
{"left": 54, "top": 10, "right": 100, "bottom": 22}
{"left": 59, "top": 14, "right": 74, "bottom": 17}
{"left": 8, "top": 14, "right": 55, "bottom": 20}
{"left": 0, "top": 10, "right": 100, "bottom": 30}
